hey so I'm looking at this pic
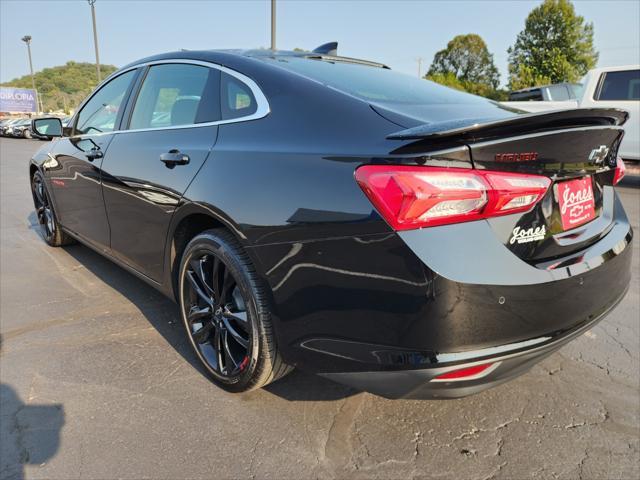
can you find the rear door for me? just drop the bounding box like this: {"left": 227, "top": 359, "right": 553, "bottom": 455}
{"left": 46, "top": 69, "right": 138, "bottom": 250}
{"left": 101, "top": 62, "right": 221, "bottom": 281}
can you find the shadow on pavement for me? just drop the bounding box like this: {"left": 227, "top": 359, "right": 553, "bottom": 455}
{"left": 0, "top": 337, "right": 65, "bottom": 480}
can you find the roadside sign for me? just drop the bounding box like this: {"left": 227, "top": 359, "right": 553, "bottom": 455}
{"left": 0, "top": 87, "right": 38, "bottom": 113}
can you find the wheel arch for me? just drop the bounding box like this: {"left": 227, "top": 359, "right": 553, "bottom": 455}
{"left": 164, "top": 202, "right": 257, "bottom": 301}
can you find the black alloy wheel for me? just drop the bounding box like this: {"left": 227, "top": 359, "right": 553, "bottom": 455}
{"left": 30, "top": 171, "right": 74, "bottom": 247}
{"left": 184, "top": 251, "right": 252, "bottom": 377}
{"left": 179, "top": 230, "right": 291, "bottom": 392}
{"left": 32, "top": 172, "right": 55, "bottom": 242}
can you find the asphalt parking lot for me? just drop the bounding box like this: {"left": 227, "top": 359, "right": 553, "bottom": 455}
{"left": 1, "top": 137, "right": 638, "bottom": 480}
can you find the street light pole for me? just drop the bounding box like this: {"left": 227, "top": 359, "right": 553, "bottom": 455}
{"left": 270, "top": 0, "right": 276, "bottom": 51}
{"left": 21, "top": 35, "right": 40, "bottom": 114}
{"left": 88, "top": 0, "right": 101, "bottom": 82}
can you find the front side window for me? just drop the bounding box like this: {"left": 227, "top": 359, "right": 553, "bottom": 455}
{"left": 129, "top": 64, "right": 220, "bottom": 130}
{"left": 75, "top": 70, "right": 136, "bottom": 135}
{"left": 597, "top": 70, "right": 640, "bottom": 101}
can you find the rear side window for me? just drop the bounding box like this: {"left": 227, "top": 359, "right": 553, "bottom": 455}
{"left": 129, "top": 63, "right": 220, "bottom": 130}
{"left": 75, "top": 69, "right": 136, "bottom": 135}
{"left": 597, "top": 70, "right": 640, "bottom": 101}
{"left": 221, "top": 72, "right": 257, "bottom": 120}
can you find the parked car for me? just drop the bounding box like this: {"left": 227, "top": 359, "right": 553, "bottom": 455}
{"left": 0, "top": 118, "right": 14, "bottom": 134}
{"left": 11, "top": 118, "right": 34, "bottom": 138}
{"left": 28, "top": 46, "right": 632, "bottom": 399}
{"left": 1, "top": 118, "right": 23, "bottom": 136}
{"left": 503, "top": 65, "right": 640, "bottom": 162}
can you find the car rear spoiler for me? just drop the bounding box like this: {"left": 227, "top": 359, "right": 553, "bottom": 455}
{"left": 386, "top": 108, "right": 629, "bottom": 142}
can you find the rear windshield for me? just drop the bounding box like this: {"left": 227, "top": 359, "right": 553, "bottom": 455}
{"left": 508, "top": 89, "right": 543, "bottom": 101}
{"left": 268, "top": 57, "right": 490, "bottom": 107}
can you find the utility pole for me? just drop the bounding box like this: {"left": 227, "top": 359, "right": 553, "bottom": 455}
{"left": 88, "top": 0, "right": 101, "bottom": 82}
{"left": 270, "top": 0, "right": 276, "bottom": 50}
{"left": 21, "top": 35, "right": 40, "bottom": 114}
{"left": 416, "top": 57, "right": 423, "bottom": 78}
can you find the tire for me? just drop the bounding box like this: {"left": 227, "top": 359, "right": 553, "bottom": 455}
{"left": 23, "top": 129, "right": 32, "bottom": 139}
{"left": 178, "top": 229, "right": 292, "bottom": 393}
{"left": 30, "top": 171, "right": 75, "bottom": 247}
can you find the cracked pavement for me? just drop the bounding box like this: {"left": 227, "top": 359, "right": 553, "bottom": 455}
{"left": 1, "top": 138, "right": 639, "bottom": 479}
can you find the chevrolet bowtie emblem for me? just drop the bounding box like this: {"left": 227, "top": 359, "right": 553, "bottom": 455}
{"left": 588, "top": 145, "right": 610, "bottom": 164}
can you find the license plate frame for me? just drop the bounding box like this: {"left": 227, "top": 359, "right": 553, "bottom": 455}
{"left": 557, "top": 176, "right": 596, "bottom": 231}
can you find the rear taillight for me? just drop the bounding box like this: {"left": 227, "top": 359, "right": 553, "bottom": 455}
{"left": 613, "top": 157, "right": 626, "bottom": 185}
{"left": 355, "top": 165, "right": 551, "bottom": 230}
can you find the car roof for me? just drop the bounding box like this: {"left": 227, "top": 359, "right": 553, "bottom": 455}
{"left": 234, "top": 49, "right": 389, "bottom": 69}
{"left": 119, "top": 48, "right": 389, "bottom": 75}
{"left": 587, "top": 64, "right": 640, "bottom": 75}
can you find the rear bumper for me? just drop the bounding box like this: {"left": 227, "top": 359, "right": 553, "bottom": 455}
{"left": 300, "top": 191, "right": 632, "bottom": 397}
{"left": 254, "top": 182, "right": 632, "bottom": 397}
{"left": 322, "top": 283, "right": 628, "bottom": 399}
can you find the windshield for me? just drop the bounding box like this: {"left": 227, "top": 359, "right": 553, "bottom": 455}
{"left": 571, "top": 82, "right": 585, "bottom": 100}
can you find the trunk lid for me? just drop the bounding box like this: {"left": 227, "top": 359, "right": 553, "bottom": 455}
{"left": 386, "top": 109, "right": 628, "bottom": 263}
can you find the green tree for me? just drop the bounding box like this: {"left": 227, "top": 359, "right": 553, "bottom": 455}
{"left": 1, "top": 61, "right": 117, "bottom": 113}
{"left": 507, "top": 0, "right": 598, "bottom": 90}
{"left": 426, "top": 34, "right": 501, "bottom": 96}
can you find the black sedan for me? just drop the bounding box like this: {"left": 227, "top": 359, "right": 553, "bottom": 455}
{"left": 28, "top": 45, "right": 632, "bottom": 399}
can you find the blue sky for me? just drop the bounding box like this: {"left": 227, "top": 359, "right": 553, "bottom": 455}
{"left": 1, "top": 0, "right": 639, "bottom": 86}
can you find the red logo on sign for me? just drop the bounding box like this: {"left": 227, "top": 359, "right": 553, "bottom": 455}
{"left": 558, "top": 177, "right": 596, "bottom": 230}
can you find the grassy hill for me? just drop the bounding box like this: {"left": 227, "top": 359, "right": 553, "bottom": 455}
{"left": 1, "top": 61, "right": 118, "bottom": 113}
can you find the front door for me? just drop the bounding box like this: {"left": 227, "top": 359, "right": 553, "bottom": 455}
{"left": 46, "top": 69, "right": 138, "bottom": 249}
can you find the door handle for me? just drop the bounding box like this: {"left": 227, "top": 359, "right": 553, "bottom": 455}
{"left": 86, "top": 147, "right": 103, "bottom": 161}
{"left": 160, "top": 150, "right": 190, "bottom": 169}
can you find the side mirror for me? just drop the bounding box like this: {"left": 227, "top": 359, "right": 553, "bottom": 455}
{"left": 32, "top": 117, "right": 63, "bottom": 138}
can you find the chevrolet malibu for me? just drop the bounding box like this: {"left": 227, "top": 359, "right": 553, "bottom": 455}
{"left": 28, "top": 45, "right": 632, "bottom": 398}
